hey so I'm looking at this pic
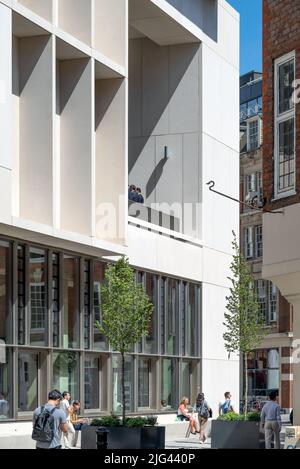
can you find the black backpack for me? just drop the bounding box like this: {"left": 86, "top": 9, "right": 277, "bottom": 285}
{"left": 32, "top": 406, "right": 56, "bottom": 443}
{"left": 196, "top": 401, "right": 209, "bottom": 419}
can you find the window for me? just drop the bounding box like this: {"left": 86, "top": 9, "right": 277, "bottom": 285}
{"left": 240, "top": 97, "right": 262, "bottom": 123}
{"left": 247, "top": 118, "right": 261, "bottom": 151}
{"left": 181, "top": 361, "right": 191, "bottom": 401}
{"left": 255, "top": 225, "right": 263, "bottom": 258}
{"left": 93, "top": 261, "right": 107, "bottom": 351}
{"left": 29, "top": 248, "right": 47, "bottom": 346}
{"left": 244, "top": 226, "right": 254, "bottom": 259}
{"left": 112, "top": 355, "right": 133, "bottom": 413}
{"left": 255, "top": 280, "right": 278, "bottom": 324}
{"left": 63, "top": 256, "right": 80, "bottom": 349}
{"left": 269, "top": 283, "right": 278, "bottom": 323}
{"left": 256, "top": 280, "right": 267, "bottom": 320}
{"left": 52, "top": 351, "right": 79, "bottom": 401}
{"left": 246, "top": 349, "right": 279, "bottom": 398}
{"left": 83, "top": 260, "right": 90, "bottom": 350}
{"left": 144, "top": 273, "right": 158, "bottom": 355}
{"left": 246, "top": 173, "right": 256, "bottom": 196}
{"left": 244, "top": 172, "right": 262, "bottom": 209}
{"left": 161, "top": 358, "right": 176, "bottom": 411}
{"left": 167, "top": 279, "right": 178, "bottom": 355}
{"left": 0, "top": 241, "right": 12, "bottom": 345}
{"left": 186, "top": 284, "right": 199, "bottom": 357}
{"left": 275, "top": 52, "right": 296, "bottom": 197}
{"left": 0, "top": 346, "right": 12, "bottom": 419}
{"left": 18, "top": 351, "right": 38, "bottom": 412}
{"left": 52, "top": 253, "right": 60, "bottom": 348}
{"left": 84, "top": 355, "right": 100, "bottom": 410}
{"left": 138, "top": 357, "right": 151, "bottom": 408}
{"left": 17, "top": 246, "right": 26, "bottom": 346}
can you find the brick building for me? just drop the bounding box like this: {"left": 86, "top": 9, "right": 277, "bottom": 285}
{"left": 240, "top": 71, "right": 293, "bottom": 412}
{"left": 262, "top": 0, "right": 300, "bottom": 423}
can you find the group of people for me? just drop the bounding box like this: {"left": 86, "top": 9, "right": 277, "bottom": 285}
{"left": 32, "top": 389, "right": 89, "bottom": 450}
{"left": 176, "top": 391, "right": 234, "bottom": 444}
{"left": 177, "top": 389, "right": 282, "bottom": 449}
{"left": 33, "top": 388, "right": 282, "bottom": 450}
{"left": 128, "top": 185, "right": 144, "bottom": 204}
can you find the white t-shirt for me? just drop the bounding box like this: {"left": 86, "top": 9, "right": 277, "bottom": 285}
{"left": 61, "top": 399, "right": 70, "bottom": 422}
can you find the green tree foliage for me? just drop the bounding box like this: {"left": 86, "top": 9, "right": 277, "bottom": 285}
{"left": 95, "top": 256, "right": 153, "bottom": 423}
{"left": 223, "top": 232, "right": 266, "bottom": 419}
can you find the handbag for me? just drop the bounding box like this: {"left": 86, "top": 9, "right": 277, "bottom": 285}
{"left": 209, "top": 408, "right": 213, "bottom": 418}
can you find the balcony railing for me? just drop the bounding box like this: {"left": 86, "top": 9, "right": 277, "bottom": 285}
{"left": 128, "top": 201, "right": 180, "bottom": 233}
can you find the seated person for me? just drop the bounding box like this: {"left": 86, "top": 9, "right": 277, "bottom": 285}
{"left": 177, "top": 397, "right": 198, "bottom": 435}
{"left": 70, "top": 401, "right": 89, "bottom": 431}
{"left": 160, "top": 399, "right": 171, "bottom": 411}
{"left": 70, "top": 400, "right": 89, "bottom": 447}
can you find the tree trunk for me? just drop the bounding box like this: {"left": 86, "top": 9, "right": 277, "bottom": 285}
{"left": 121, "top": 352, "right": 126, "bottom": 425}
{"left": 244, "top": 353, "right": 248, "bottom": 420}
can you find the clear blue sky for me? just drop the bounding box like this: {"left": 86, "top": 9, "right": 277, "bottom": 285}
{"left": 227, "top": 0, "right": 262, "bottom": 75}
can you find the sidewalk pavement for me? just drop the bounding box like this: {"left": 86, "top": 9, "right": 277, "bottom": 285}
{"left": 166, "top": 434, "right": 211, "bottom": 450}
{"left": 166, "top": 422, "right": 290, "bottom": 450}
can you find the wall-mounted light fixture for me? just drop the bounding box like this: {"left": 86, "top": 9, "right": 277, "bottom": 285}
{"left": 164, "top": 146, "right": 172, "bottom": 159}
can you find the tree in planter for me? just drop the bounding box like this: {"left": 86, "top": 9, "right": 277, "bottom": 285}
{"left": 223, "top": 232, "right": 266, "bottom": 420}
{"left": 95, "top": 256, "right": 153, "bottom": 424}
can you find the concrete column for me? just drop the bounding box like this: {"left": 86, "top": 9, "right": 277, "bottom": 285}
{"left": 0, "top": 3, "right": 12, "bottom": 224}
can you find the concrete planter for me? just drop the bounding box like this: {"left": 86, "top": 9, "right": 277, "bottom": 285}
{"left": 81, "top": 425, "right": 165, "bottom": 449}
{"left": 211, "top": 420, "right": 262, "bottom": 449}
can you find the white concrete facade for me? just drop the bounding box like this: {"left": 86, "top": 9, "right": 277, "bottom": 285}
{"left": 0, "top": 0, "right": 239, "bottom": 444}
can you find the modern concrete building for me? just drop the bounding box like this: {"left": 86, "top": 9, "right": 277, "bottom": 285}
{"left": 262, "top": 0, "right": 300, "bottom": 424}
{"left": 240, "top": 71, "right": 293, "bottom": 413}
{"left": 0, "top": 0, "right": 239, "bottom": 446}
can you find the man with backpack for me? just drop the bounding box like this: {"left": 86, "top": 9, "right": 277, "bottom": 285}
{"left": 32, "top": 389, "right": 68, "bottom": 449}
{"left": 219, "top": 391, "right": 235, "bottom": 415}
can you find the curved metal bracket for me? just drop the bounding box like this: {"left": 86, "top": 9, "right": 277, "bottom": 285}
{"left": 206, "top": 181, "right": 283, "bottom": 215}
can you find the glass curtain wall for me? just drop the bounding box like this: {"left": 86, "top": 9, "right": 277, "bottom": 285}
{"left": 0, "top": 347, "right": 12, "bottom": 419}
{"left": 53, "top": 351, "right": 79, "bottom": 400}
{"left": 0, "top": 236, "right": 202, "bottom": 418}
{"left": 63, "top": 256, "right": 79, "bottom": 349}
{"left": 18, "top": 351, "right": 38, "bottom": 412}
{"left": 112, "top": 355, "right": 134, "bottom": 413}
{"left": 93, "top": 261, "right": 107, "bottom": 350}
{"left": 29, "top": 247, "right": 47, "bottom": 346}
{"left": 161, "top": 358, "right": 176, "bottom": 410}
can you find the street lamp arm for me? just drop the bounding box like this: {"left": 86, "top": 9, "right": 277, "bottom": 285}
{"left": 206, "top": 181, "right": 283, "bottom": 215}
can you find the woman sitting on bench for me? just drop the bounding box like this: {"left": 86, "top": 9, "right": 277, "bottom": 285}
{"left": 177, "top": 397, "right": 198, "bottom": 435}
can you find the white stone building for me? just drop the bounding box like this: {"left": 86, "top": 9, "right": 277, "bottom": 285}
{"left": 0, "top": 0, "right": 239, "bottom": 446}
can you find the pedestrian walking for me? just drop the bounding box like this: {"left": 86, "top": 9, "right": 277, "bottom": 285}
{"left": 194, "top": 392, "right": 211, "bottom": 444}
{"left": 260, "top": 390, "right": 282, "bottom": 449}
{"left": 60, "top": 391, "right": 76, "bottom": 449}
{"left": 32, "top": 389, "right": 68, "bottom": 449}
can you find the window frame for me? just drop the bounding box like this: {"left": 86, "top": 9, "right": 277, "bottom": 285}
{"left": 244, "top": 226, "right": 254, "bottom": 259}
{"left": 255, "top": 225, "right": 263, "bottom": 259}
{"left": 274, "top": 51, "right": 296, "bottom": 199}
{"left": 247, "top": 116, "right": 261, "bottom": 152}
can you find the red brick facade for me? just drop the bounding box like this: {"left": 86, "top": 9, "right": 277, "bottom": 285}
{"left": 278, "top": 292, "right": 293, "bottom": 333}
{"left": 281, "top": 380, "right": 293, "bottom": 409}
{"left": 263, "top": 0, "right": 300, "bottom": 211}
